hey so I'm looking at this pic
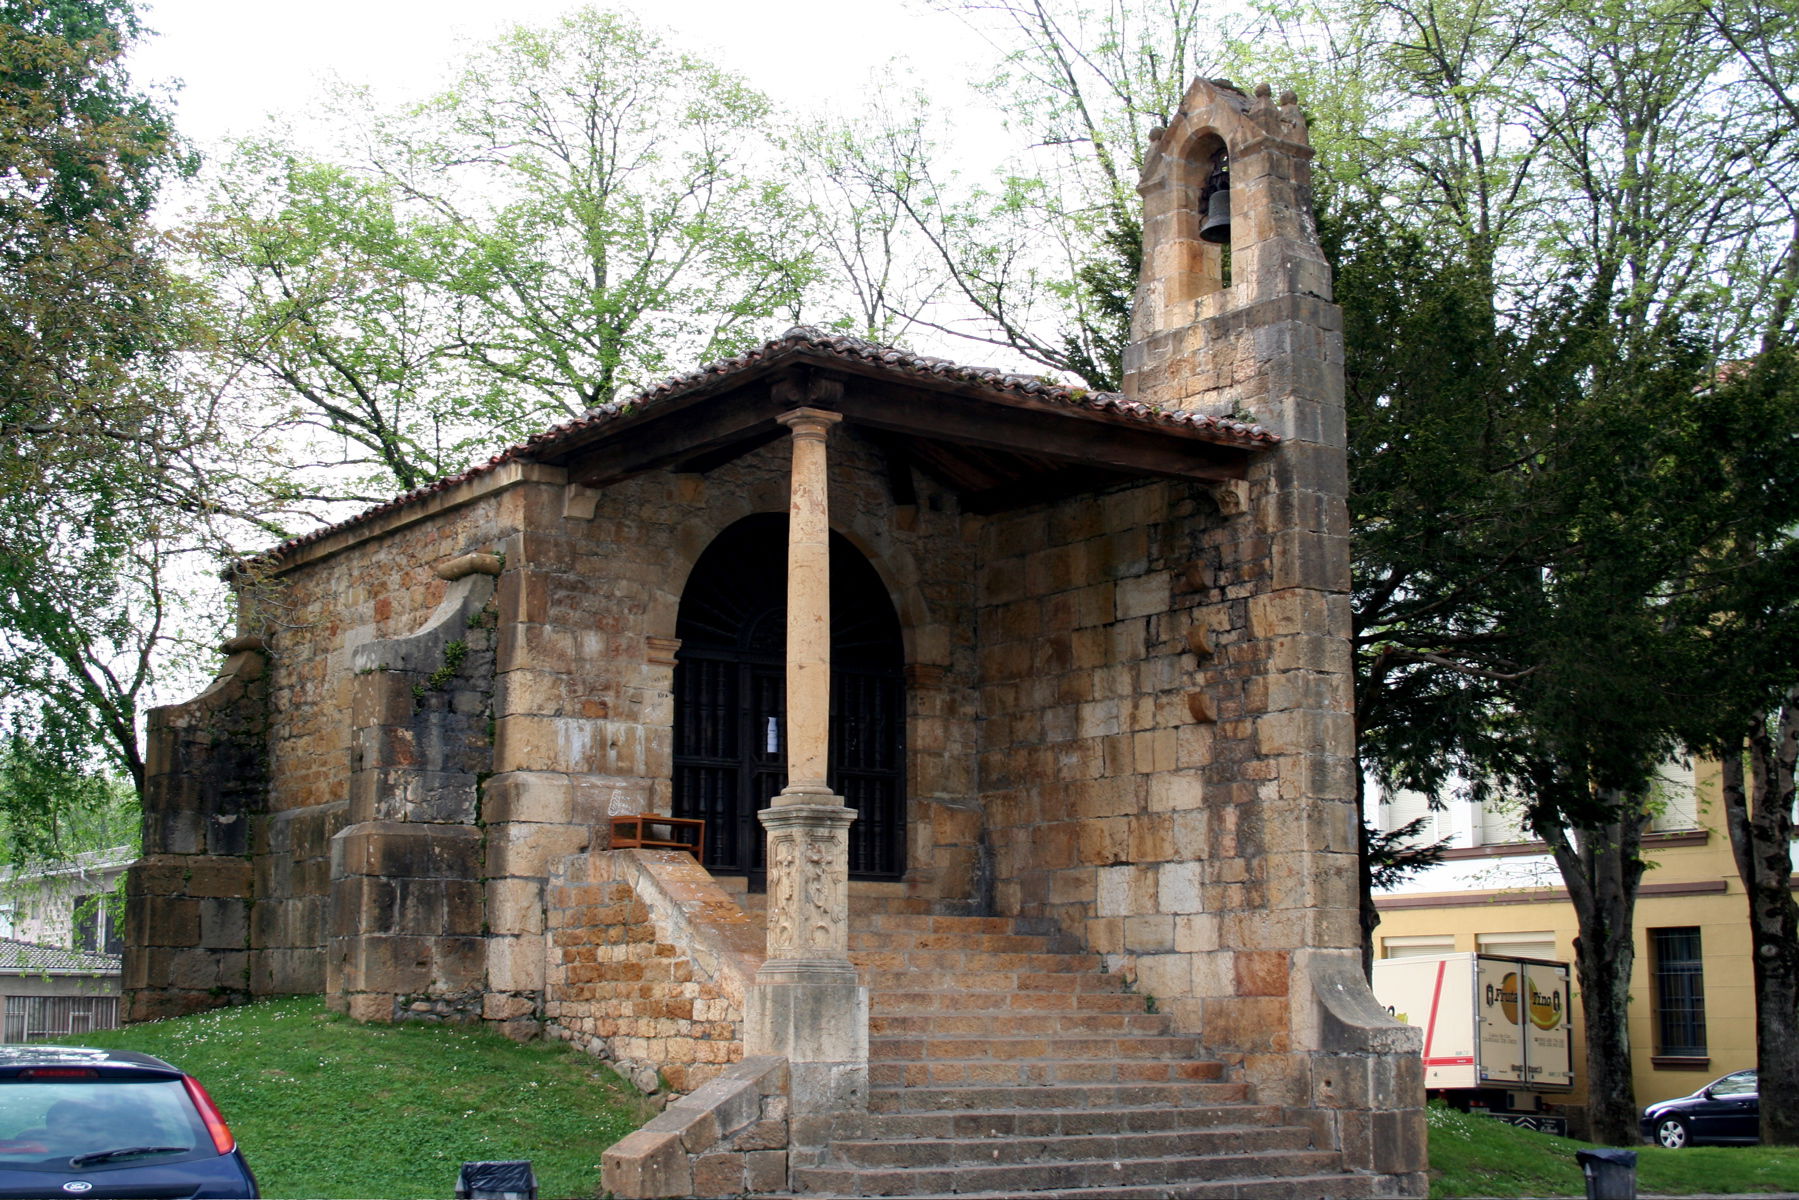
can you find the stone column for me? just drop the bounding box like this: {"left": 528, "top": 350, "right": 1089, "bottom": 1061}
{"left": 746, "top": 406, "right": 869, "bottom": 1113}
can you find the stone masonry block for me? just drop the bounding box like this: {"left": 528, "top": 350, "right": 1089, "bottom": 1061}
{"left": 1271, "top": 528, "right": 1351, "bottom": 594}
{"left": 1134, "top": 952, "right": 1189, "bottom": 1001}
{"left": 350, "top": 671, "right": 416, "bottom": 730}
{"left": 486, "top": 877, "right": 544, "bottom": 936}
{"left": 603, "top": 1129, "right": 693, "bottom": 1200}
{"left": 486, "top": 821, "right": 594, "bottom": 880}
{"left": 1157, "top": 861, "right": 1203, "bottom": 913}
{"left": 689, "top": 1152, "right": 742, "bottom": 1198}
{"left": 1115, "top": 572, "right": 1171, "bottom": 620}
{"left": 486, "top": 935, "right": 546, "bottom": 993}
{"left": 744, "top": 1150, "right": 787, "bottom": 1194}
{"left": 1255, "top": 709, "right": 1353, "bottom": 759}
{"left": 184, "top": 856, "right": 254, "bottom": 899}
{"left": 141, "top": 897, "right": 200, "bottom": 943}
{"left": 332, "top": 821, "right": 482, "bottom": 881}
{"left": 1247, "top": 588, "right": 1330, "bottom": 641}
{"left": 197, "top": 899, "right": 248, "bottom": 950}
{"left": 481, "top": 771, "right": 573, "bottom": 825}
{"left": 347, "top": 992, "right": 394, "bottom": 1024}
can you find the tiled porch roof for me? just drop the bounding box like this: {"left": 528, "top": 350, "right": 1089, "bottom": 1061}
{"left": 258, "top": 326, "right": 1278, "bottom": 565}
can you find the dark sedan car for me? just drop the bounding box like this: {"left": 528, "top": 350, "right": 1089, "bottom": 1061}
{"left": 1641, "top": 1068, "right": 1759, "bottom": 1149}
{"left": 0, "top": 1045, "right": 257, "bottom": 1198}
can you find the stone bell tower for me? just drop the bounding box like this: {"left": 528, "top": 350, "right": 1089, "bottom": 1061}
{"left": 1122, "top": 78, "right": 1427, "bottom": 1182}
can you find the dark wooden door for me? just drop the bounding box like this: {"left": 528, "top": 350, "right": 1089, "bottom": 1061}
{"left": 672, "top": 514, "right": 905, "bottom": 880}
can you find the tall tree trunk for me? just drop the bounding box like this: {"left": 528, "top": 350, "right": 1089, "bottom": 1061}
{"left": 1544, "top": 801, "right": 1649, "bottom": 1145}
{"left": 1720, "top": 686, "right": 1799, "bottom": 1146}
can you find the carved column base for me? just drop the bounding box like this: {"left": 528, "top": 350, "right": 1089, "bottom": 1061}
{"left": 750, "top": 797, "right": 866, "bottom": 1111}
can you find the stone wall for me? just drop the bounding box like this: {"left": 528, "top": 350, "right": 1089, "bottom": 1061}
{"left": 977, "top": 478, "right": 1214, "bottom": 969}
{"left": 329, "top": 560, "right": 500, "bottom": 1023}
{"left": 602, "top": 1056, "right": 792, "bottom": 1200}
{"left": 250, "top": 474, "right": 528, "bottom": 1002}
{"left": 545, "top": 849, "right": 763, "bottom": 1094}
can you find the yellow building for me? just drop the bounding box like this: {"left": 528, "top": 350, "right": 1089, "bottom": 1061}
{"left": 1372, "top": 763, "right": 1768, "bottom": 1120}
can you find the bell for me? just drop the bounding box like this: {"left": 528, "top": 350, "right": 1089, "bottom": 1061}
{"left": 1198, "top": 152, "right": 1232, "bottom": 245}
{"left": 1198, "top": 181, "right": 1231, "bottom": 245}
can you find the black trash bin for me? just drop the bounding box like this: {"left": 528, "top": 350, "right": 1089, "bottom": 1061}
{"left": 455, "top": 1159, "right": 538, "bottom": 1200}
{"left": 1575, "top": 1147, "right": 1637, "bottom": 1200}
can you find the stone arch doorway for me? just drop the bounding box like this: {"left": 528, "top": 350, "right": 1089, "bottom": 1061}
{"left": 672, "top": 513, "right": 906, "bottom": 882}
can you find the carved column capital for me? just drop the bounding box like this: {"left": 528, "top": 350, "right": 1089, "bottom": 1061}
{"left": 776, "top": 406, "right": 843, "bottom": 441}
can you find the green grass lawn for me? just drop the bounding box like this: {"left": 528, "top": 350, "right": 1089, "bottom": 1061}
{"left": 53, "top": 996, "right": 650, "bottom": 1200}
{"left": 1427, "top": 1102, "right": 1799, "bottom": 1197}
{"left": 44, "top": 1004, "right": 1799, "bottom": 1199}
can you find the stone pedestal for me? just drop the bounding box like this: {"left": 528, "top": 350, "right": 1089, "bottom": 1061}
{"left": 749, "top": 802, "right": 867, "bottom": 1111}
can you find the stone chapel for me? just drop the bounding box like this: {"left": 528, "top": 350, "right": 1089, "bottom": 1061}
{"left": 127, "top": 79, "right": 1427, "bottom": 1197}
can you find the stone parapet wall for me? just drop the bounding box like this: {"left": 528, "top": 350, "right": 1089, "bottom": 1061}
{"left": 327, "top": 565, "right": 500, "bottom": 1023}
{"left": 126, "top": 645, "right": 267, "bottom": 1020}
{"left": 545, "top": 849, "right": 764, "bottom": 1095}
{"left": 602, "top": 1055, "right": 791, "bottom": 1199}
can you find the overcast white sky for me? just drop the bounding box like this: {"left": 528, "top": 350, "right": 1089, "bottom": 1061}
{"left": 130, "top": 0, "right": 996, "bottom": 150}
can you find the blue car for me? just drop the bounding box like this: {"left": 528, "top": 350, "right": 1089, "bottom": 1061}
{"left": 1641, "top": 1068, "right": 1759, "bottom": 1149}
{"left": 0, "top": 1045, "right": 257, "bottom": 1197}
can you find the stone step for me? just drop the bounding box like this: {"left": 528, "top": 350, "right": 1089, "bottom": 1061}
{"left": 855, "top": 968, "right": 1126, "bottom": 992}
{"left": 854, "top": 950, "right": 1106, "bottom": 977}
{"left": 866, "top": 1081, "right": 1251, "bottom": 1114}
{"left": 799, "top": 1103, "right": 1285, "bottom": 1144}
{"left": 869, "top": 1058, "right": 1227, "bottom": 1087}
{"left": 850, "top": 928, "right": 1058, "bottom": 952}
{"left": 870, "top": 1033, "right": 1206, "bottom": 1063}
{"left": 855, "top": 913, "right": 1036, "bottom": 935}
{"left": 777, "top": 1172, "right": 1383, "bottom": 1199}
{"left": 790, "top": 1148, "right": 1343, "bottom": 1197}
{"left": 871, "top": 988, "right": 1152, "bottom": 1015}
{"left": 869, "top": 1010, "right": 1172, "bottom": 1037}
{"left": 820, "top": 1123, "right": 1312, "bottom": 1169}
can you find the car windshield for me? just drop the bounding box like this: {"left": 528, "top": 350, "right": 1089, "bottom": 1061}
{"left": 0, "top": 1079, "right": 208, "bottom": 1170}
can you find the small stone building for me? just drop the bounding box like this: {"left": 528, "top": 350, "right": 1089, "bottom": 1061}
{"left": 128, "top": 79, "right": 1425, "bottom": 1197}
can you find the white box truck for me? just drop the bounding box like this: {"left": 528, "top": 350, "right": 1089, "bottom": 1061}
{"left": 1372, "top": 952, "right": 1574, "bottom": 1133}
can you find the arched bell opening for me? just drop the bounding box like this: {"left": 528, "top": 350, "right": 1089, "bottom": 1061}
{"left": 1187, "top": 132, "right": 1232, "bottom": 294}
{"left": 671, "top": 512, "right": 907, "bottom": 884}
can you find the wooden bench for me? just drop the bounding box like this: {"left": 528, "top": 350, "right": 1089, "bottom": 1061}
{"left": 609, "top": 814, "right": 705, "bottom": 861}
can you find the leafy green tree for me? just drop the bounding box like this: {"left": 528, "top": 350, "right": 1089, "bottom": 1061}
{"left": 0, "top": 737, "right": 138, "bottom": 866}
{"left": 1719, "top": 685, "right": 1799, "bottom": 1146}
{"left": 0, "top": 0, "right": 227, "bottom": 827}
{"left": 187, "top": 145, "right": 487, "bottom": 496}
{"left": 797, "top": 0, "right": 1224, "bottom": 388}
{"left": 0, "top": 0, "right": 188, "bottom": 496}
{"left": 192, "top": 6, "right": 820, "bottom": 496}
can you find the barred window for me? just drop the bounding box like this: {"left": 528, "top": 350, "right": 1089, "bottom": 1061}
{"left": 1652, "top": 927, "right": 1706, "bottom": 1057}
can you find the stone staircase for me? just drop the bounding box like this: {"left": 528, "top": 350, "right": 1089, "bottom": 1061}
{"left": 726, "top": 886, "right": 1371, "bottom": 1199}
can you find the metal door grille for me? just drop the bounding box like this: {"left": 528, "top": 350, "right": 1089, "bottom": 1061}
{"left": 673, "top": 514, "right": 906, "bottom": 879}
